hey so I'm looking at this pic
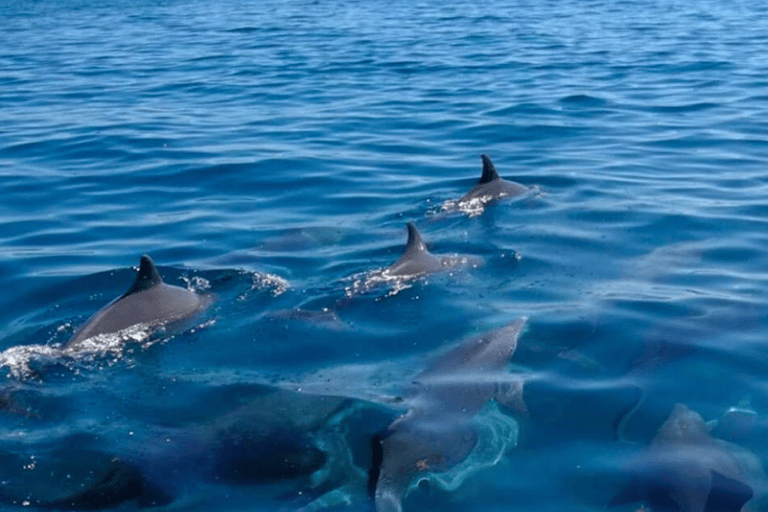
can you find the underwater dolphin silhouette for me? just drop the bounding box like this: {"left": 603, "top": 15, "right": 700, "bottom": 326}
{"left": 384, "top": 222, "right": 482, "bottom": 278}
{"left": 458, "top": 154, "right": 528, "bottom": 208}
{"left": 610, "top": 403, "right": 762, "bottom": 512}
{"left": 0, "top": 386, "right": 353, "bottom": 510}
{"left": 66, "top": 255, "right": 212, "bottom": 349}
{"left": 371, "top": 318, "right": 528, "bottom": 512}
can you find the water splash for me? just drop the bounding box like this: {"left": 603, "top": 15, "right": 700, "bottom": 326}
{"left": 236, "top": 270, "right": 289, "bottom": 301}
{"left": 343, "top": 268, "right": 417, "bottom": 299}
{"left": 438, "top": 185, "right": 541, "bottom": 218}
{"left": 0, "top": 319, "right": 213, "bottom": 381}
{"left": 0, "top": 344, "right": 63, "bottom": 380}
{"left": 180, "top": 275, "right": 212, "bottom": 293}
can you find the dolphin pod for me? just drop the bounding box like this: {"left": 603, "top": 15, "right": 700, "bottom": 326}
{"left": 64, "top": 156, "right": 513, "bottom": 346}
{"left": 6, "top": 153, "right": 759, "bottom": 512}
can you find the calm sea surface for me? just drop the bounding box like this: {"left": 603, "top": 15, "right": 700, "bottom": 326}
{"left": 2, "top": 0, "right": 768, "bottom": 510}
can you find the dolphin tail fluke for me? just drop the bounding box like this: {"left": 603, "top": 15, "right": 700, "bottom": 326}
{"left": 479, "top": 154, "right": 500, "bottom": 184}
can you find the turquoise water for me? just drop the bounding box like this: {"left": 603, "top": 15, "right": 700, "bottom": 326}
{"left": 2, "top": 0, "right": 768, "bottom": 510}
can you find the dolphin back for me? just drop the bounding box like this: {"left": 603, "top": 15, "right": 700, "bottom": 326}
{"left": 420, "top": 317, "right": 528, "bottom": 377}
{"left": 66, "top": 256, "right": 209, "bottom": 348}
{"left": 611, "top": 403, "right": 757, "bottom": 512}
{"left": 373, "top": 319, "right": 527, "bottom": 512}
{"left": 459, "top": 154, "right": 528, "bottom": 205}
{"left": 386, "top": 223, "right": 443, "bottom": 277}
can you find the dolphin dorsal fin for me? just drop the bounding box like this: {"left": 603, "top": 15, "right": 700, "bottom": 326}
{"left": 123, "top": 255, "right": 163, "bottom": 296}
{"left": 478, "top": 154, "right": 500, "bottom": 184}
{"left": 404, "top": 222, "right": 428, "bottom": 255}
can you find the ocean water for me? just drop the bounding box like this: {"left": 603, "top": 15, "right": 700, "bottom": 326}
{"left": 2, "top": 0, "right": 768, "bottom": 510}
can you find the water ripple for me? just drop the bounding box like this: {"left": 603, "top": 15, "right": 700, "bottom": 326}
{"left": 3, "top": 0, "right": 768, "bottom": 509}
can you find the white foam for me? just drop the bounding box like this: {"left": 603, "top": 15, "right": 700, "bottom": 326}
{"left": 409, "top": 401, "right": 518, "bottom": 492}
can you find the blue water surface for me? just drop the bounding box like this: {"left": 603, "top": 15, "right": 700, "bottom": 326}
{"left": 2, "top": 0, "right": 768, "bottom": 510}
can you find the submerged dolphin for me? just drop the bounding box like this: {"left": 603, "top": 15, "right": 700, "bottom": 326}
{"left": 0, "top": 386, "right": 354, "bottom": 510}
{"left": 457, "top": 154, "right": 528, "bottom": 208}
{"left": 384, "top": 222, "right": 482, "bottom": 278}
{"left": 610, "top": 403, "right": 765, "bottom": 512}
{"left": 66, "top": 255, "right": 213, "bottom": 349}
{"left": 371, "top": 318, "right": 528, "bottom": 512}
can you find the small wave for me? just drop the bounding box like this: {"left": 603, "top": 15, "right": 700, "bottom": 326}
{"left": 180, "top": 275, "right": 211, "bottom": 292}
{"left": 646, "top": 102, "right": 719, "bottom": 114}
{"left": 343, "top": 268, "right": 417, "bottom": 299}
{"left": 559, "top": 94, "right": 608, "bottom": 107}
{"left": 235, "top": 271, "right": 290, "bottom": 301}
{"left": 344, "top": 255, "right": 483, "bottom": 299}
{"left": 0, "top": 323, "right": 155, "bottom": 380}
{"left": 266, "top": 308, "right": 347, "bottom": 331}
{"left": 63, "top": 322, "right": 156, "bottom": 358}
{"left": 0, "top": 344, "right": 63, "bottom": 380}
{"left": 438, "top": 185, "right": 541, "bottom": 218}
{"left": 254, "top": 272, "right": 290, "bottom": 296}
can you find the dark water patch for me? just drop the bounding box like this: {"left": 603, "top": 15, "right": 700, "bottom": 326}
{"left": 456, "top": 123, "right": 589, "bottom": 144}
{"left": 485, "top": 103, "right": 556, "bottom": 117}
{"left": 559, "top": 94, "right": 608, "bottom": 107}
{"left": 528, "top": 174, "right": 579, "bottom": 189}
{"left": 3, "top": 135, "right": 138, "bottom": 164}
{"left": 644, "top": 101, "right": 719, "bottom": 114}
{"left": 701, "top": 244, "right": 765, "bottom": 265}
{"left": 628, "top": 211, "right": 724, "bottom": 243}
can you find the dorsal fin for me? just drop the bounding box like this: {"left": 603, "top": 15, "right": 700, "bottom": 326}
{"left": 122, "top": 255, "right": 163, "bottom": 297}
{"left": 478, "top": 154, "right": 500, "bottom": 184}
{"left": 404, "top": 222, "right": 428, "bottom": 254}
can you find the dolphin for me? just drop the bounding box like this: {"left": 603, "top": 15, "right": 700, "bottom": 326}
{"left": 371, "top": 318, "right": 528, "bottom": 512}
{"left": 66, "top": 255, "right": 213, "bottom": 350}
{"left": 609, "top": 403, "right": 764, "bottom": 512}
{"left": 711, "top": 396, "right": 759, "bottom": 445}
{"left": 457, "top": 154, "right": 528, "bottom": 208}
{"left": 384, "top": 222, "right": 482, "bottom": 278}
{"left": 0, "top": 386, "right": 355, "bottom": 511}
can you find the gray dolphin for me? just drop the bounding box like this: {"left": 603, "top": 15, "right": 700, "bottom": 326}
{"left": 372, "top": 318, "right": 528, "bottom": 512}
{"left": 610, "top": 403, "right": 764, "bottom": 512}
{"left": 66, "top": 255, "right": 213, "bottom": 349}
{"left": 384, "top": 222, "right": 482, "bottom": 278}
{"left": 458, "top": 154, "right": 528, "bottom": 208}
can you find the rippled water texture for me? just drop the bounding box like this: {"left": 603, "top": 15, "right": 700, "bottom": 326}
{"left": 2, "top": 0, "right": 768, "bottom": 510}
